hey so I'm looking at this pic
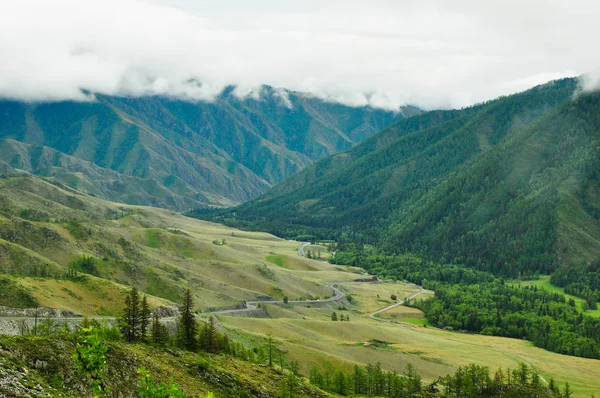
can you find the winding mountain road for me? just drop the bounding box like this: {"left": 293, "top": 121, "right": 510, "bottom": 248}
{"left": 210, "top": 284, "right": 345, "bottom": 315}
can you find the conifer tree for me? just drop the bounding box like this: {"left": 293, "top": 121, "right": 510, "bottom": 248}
{"left": 200, "top": 316, "right": 218, "bottom": 352}
{"left": 266, "top": 333, "right": 275, "bottom": 367}
{"left": 288, "top": 360, "right": 300, "bottom": 398}
{"left": 549, "top": 378, "right": 558, "bottom": 394}
{"left": 120, "top": 287, "right": 141, "bottom": 342}
{"left": 563, "top": 382, "right": 572, "bottom": 398}
{"left": 177, "top": 289, "right": 197, "bottom": 351}
{"left": 151, "top": 312, "right": 161, "bottom": 344}
{"left": 140, "top": 295, "right": 150, "bottom": 342}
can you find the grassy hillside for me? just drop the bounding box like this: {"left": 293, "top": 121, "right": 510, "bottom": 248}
{"left": 0, "top": 174, "right": 593, "bottom": 396}
{"left": 0, "top": 89, "right": 406, "bottom": 210}
{"left": 0, "top": 175, "right": 360, "bottom": 314}
{"left": 196, "top": 78, "right": 600, "bottom": 278}
{"left": 217, "top": 279, "right": 600, "bottom": 397}
{"left": 0, "top": 335, "right": 330, "bottom": 397}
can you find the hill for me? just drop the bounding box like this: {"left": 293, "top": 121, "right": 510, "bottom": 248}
{"left": 0, "top": 175, "right": 358, "bottom": 315}
{"left": 195, "top": 78, "right": 600, "bottom": 276}
{"left": 0, "top": 334, "right": 331, "bottom": 398}
{"left": 0, "top": 88, "right": 409, "bottom": 210}
{"left": 0, "top": 174, "right": 596, "bottom": 396}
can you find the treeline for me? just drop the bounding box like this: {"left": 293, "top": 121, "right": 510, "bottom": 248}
{"left": 414, "top": 282, "right": 600, "bottom": 359}
{"left": 27, "top": 283, "right": 578, "bottom": 397}
{"left": 551, "top": 261, "right": 600, "bottom": 307}
{"left": 119, "top": 287, "right": 248, "bottom": 359}
{"left": 330, "top": 246, "right": 494, "bottom": 286}
{"left": 309, "top": 362, "right": 570, "bottom": 397}
{"left": 331, "top": 244, "right": 600, "bottom": 360}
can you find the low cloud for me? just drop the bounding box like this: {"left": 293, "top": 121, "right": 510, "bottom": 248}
{"left": 0, "top": 0, "right": 597, "bottom": 109}
{"left": 578, "top": 72, "right": 600, "bottom": 93}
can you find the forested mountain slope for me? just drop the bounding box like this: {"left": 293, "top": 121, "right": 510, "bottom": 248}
{"left": 0, "top": 88, "right": 407, "bottom": 210}
{"left": 197, "top": 78, "right": 600, "bottom": 276}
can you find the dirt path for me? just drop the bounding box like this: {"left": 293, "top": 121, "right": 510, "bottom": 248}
{"left": 367, "top": 286, "right": 548, "bottom": 384}
{"left": 369, "top": 284, "right": 426, "bottom": 319}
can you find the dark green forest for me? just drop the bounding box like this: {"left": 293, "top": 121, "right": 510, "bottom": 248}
{"left": 193, "top": 78, "right": 600, "bottom": 279}
{"left": 330, "top": 245, "right": 600, "bottom": 360}
{"left": 191, "top": 79, "right": 600, "bottom": 367}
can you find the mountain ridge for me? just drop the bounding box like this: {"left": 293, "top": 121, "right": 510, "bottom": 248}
{"left": 195, "top": 78, "right": 600, "bottom": 276}
{"left": 0, "top": 88, "right": 410, "bottom": 210}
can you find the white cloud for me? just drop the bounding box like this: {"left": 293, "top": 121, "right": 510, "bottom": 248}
{"left": 0, "top": 0, "right": 597, "bottom": 109}
{"left": 579, "top": 72, "right": 600, "bottom": 93}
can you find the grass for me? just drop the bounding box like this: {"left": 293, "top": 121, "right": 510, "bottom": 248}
{"left": 144, "top": 228, "right": 163, "bottom": 248}
{"left": 0, "top": 176, "right": 349, "bottom": 312}
{"left": 266, "top": 253, "right": 286, "bottom": 267}
{"left": 377, "top": 306, "right": 433, "bottom": 327}
{"left": 343, "top": 282, "right": 432, "bottom": 313}
{"left": 2, "top": 175, "right": 600, "bottom": 396}
{"left": 14, "top": 276, "right": 171, "bottom": 316}
{"left": 0, "top": 335, "right": 327, "bottom": 398}
{"left": 220, "top": 301, "right": 600, "bottom": 397}
{"left": 0, "top": 276, "right": 39, "bottom": 307}
{"left": 517, "top": 275, "right": 600, "bottom": 317}
{"left": 217, "top": 280, "right": 600, "bottom": 397}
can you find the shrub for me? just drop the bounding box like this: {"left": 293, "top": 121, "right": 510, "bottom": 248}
{"left": 137, "top": 367, "right": 189, "bottom": 398}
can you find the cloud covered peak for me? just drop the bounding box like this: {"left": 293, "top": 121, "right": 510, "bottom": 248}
{"left": 0, "top": 0, "right": 596, "bottom": 109}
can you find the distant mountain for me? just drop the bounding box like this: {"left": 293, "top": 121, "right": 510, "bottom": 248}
{"left": 0, "top": 87, "right": 411, "bottom": 210}
{"left": 198, "top": 78, "right": 600, "bottom": 276}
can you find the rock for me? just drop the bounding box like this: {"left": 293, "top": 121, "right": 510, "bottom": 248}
{"left": 34, "top": 360, "right": 48, "bottom": 369}
{"left": 150, "top": 306, "right": 179, "bottom": 318}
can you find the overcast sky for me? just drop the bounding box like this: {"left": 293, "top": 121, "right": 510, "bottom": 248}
{"left": 0, "top": 0, "right": 598, "bottom": 110}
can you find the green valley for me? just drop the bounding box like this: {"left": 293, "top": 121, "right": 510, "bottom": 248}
{"left": 0, "top": 174, "right": 594, "bottom": 396}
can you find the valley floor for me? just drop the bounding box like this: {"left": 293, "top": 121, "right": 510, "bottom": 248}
{"left": 1, "top": 176, "right": 599, "bottom": 396}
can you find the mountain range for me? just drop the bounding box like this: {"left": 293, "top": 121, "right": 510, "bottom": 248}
{"left": 197, "top": 78, "right": 600, "bottom": 276}
{"left": 0, "top": 87, "right": 413, "bottom": 210}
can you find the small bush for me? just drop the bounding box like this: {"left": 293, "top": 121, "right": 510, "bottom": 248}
{"left": 137, "top": 367, "right": 188, "bottom": 398}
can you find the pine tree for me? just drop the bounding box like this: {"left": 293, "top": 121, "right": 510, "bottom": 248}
{"left": 288, "top": 360, "right": 300, "bottom": 398}
{"left": 563, "top": 382, "right": 572, "bottom": 398}
{"left": 517, "top": 362, "right": 529, "bottom": 385}
{"left": 266, "top": 333, "right": 274, "bottom": 367}
{"left": 140, "top": 295, "right": 150, "bottom": 342}
{"left": 120, "top": 287, "right": 141, "bottom": 342}
{"left": 177, "top": 289, "right": 197, "bottom": 351}
{"left": 151, "top": 312, "right": 161, "bottom": 344}
{"left": 331, "top": 311, "right": 338, "bottom": 321}
{"left": 200, "top": 316, "right": 218, "bottom": 353}
{"left": 548, "top": 377, "right": 558, "bottom": 394}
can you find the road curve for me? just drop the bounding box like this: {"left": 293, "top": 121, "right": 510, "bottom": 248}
{"left": 298, "top": 242, "right": 310, "bottom": 257}
{"left": 210, "top": 284, "right": 345, "bottom": 315}
{"left": 368, "top": 284, "right": 426, "bottom": 319}
{"left": 367, "top": 286, "right": 548, "bottom": 384}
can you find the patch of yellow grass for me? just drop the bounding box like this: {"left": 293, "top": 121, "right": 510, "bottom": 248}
{"left": 220, "top": 307, "right": 600, "bottom": 396}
